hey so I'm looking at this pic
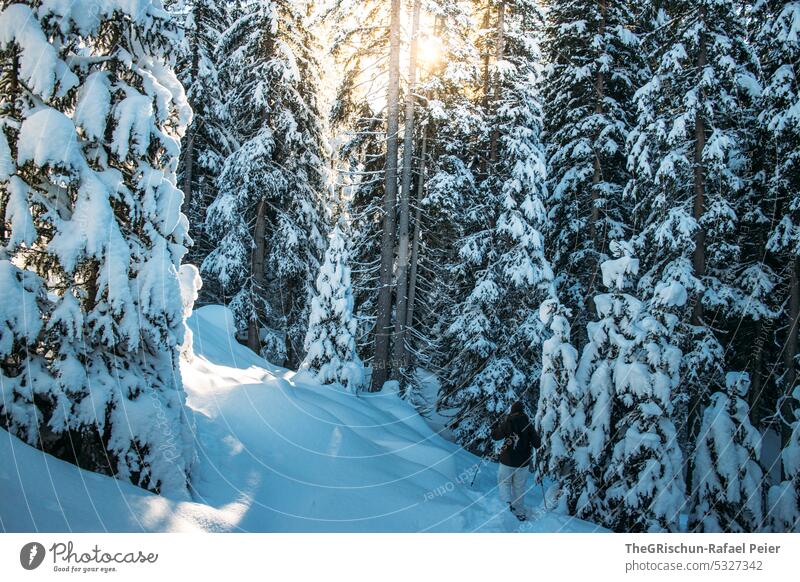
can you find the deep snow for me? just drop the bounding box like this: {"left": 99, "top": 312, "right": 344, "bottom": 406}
{"left": 1, "top": 305, "right": 602, "bottom": 533}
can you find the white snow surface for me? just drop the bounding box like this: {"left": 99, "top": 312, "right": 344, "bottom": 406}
{"left": 0, "top": 305, "right": 602, "bottom": 533}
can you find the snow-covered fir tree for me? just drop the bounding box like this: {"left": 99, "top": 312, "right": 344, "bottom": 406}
{"left": 301, "top": 223, "right": 364, "bottom": 391}
{"left": 534, "top": 299, "right": 588, "bottom": 514}
{"left": 541, "top": 0, "right": 642, "bottom": 339}
{"left": 626, "top": 0, "right": 759, "bottom": 456}
{"left": 574, "top": 251, "right": 635, "bottom": 525}
{"left": 400, "top": 1, "right": 483, "bottom": 400}
{"left": 753, "top": 1, "right": 800, "bottom": 455}
{"left": 0, "top": 0, "right": 195, "bottom": 495}
{"left": 327, "top": 0, "right": 391, "bottom": 366}
{"left": 441, "top": 0, "right": 555, "bottom": 456}
{"left": 760, "top": 4, "right": 800, "bottom": 518}
{"left": 768, "top": 385, "right": 800, "bottom": 532}
{"left": 202, "top": 0, "right": 327, "bottom": 367}
{"left": 690, "top": 372, "right": 764, "bottom": 532}
{"left": 577, "top": 246, "right": 684, "bottom": 531}
{"left": 176, "top": 0, "right": 234, "bottom": 278}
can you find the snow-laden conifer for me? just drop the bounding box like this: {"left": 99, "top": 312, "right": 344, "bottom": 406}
{"left": 301, "top": 224, "right": 364, "bottom": 391}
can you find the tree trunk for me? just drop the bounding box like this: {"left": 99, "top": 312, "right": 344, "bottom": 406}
{"left": 182, "top": 128, "right": 195, "bottom": 211}
{"left": 372, "top": 0, "right": 402, "bottom": 391}
{"left": 587, "top": 0, "right": 606, "bottom": 318}
{"left": 488, "top": 2, "right": 506, "bottom": 164}
{"left": 480, "top": 6, "right": 492, "bottom": 111}
{"left": 686, "top": 19, "right": 707, "bottom": 492}
{"left": 749, "top": 320, "right": 766, "bottom": 426}
{"left": 405, "top": 129, "right": 427, "bottom": 368}
{"left": 247, "top": 199, "right": 267, "bottom": 354}
{"left": 783, "top": 257, "right": 799, "bottom": 456}
{"left": 590, "top": 0, "right": 606, "bottom": 247}
{"left": 691, "top": 31, "right": 707, "bottom": 329}
{"left": 1, "top": 52, "right": 20, "bottom": 244}
{"left": 393, "top": 0, "right": 421, "bottom": 380}
{"left": 182, "top": 21, "right": 202, "bottom": 212}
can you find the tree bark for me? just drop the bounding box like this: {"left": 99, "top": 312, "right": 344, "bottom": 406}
{"left": 587, "top": 0, "right": 606, "bottom": 318}
{"left": 405, "top": 129, "right": 427, "bottom": 368}
{"left": 393, "top": 0, "right": 421, "bottom": 380}
{"left": 480, "top": 6, "right": 492, "bottom": 111}
{"left": 691, "top": 31, "right": 707, "bottom": 329}
{"left": 590, "top": 0, "right": 606, "bottom": 247}
{"left": 686, "top": 18, "right": 707, "bottom": 492}
{"left": 182, "top": 127, "right": 196, "bottom": 211}
{"left": 749, "top": 320, "right": 766, "bottom": 426}
{"left": 182, "top": 17, "right": 202, "bottom": 212}
{"left": 247, "top": 199, "right": 267, "bottom": 353}
{"left": 371, "top": 0, "right": 402, "bottom": 391}
{"left": 488, "top": 2, "right": 506, "bottom": 164}
{"left": 784, "top": 258, "right": 799, "bottom": 455}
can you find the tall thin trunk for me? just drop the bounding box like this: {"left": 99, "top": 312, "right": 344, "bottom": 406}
{"left": 182, "top": 128, "right": 196, "bottom": 210}
{"left": 686, "top": 18, "right": 707, "bottom": 492}
{"left": 480, "top": 7, "right": 492, "bottom": 110}
{"left": 393, "top": 0, "right": 421, "bottom": 380}
{"left": 488, "top": 2, "right": 506, "bottom": 164}
{"left": 784, "top": 258, "right": 799, "bottom": 457}
{"left": 587, "top": 0, "right": 606, "bottom": 318}
{"left": 372, "top": 0, "right": 402, "bottom": 391}
{"left": 1, "top": 51, "right": 20, "bottom": 244}
{"left": 182, "top": 19, "right": 202, "bottom": 212}
{"left": 749, "top": 320, "right": 766, "bottom": 426}
{"left": 247, "top": 199, "right": 267, "bottom": 353}
{"left": 479, "top": 7, "right": 492, "bottom": 175}
{"left": 405, "top": 129, "right": 427, "bottom": 368}
{"left": 691, "top": 31, "right": 707, "bottom": 328}
{"left": 590, "top": 0, "right": 606, "bottom": 247}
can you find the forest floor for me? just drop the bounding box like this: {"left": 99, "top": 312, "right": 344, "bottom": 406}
{"left": 0, "top": 305, "right": 602, "bottom": 533}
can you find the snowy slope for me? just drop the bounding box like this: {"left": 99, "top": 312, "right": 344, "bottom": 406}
{"left": 1, "top": 305, "right": 602, "bottom": 533}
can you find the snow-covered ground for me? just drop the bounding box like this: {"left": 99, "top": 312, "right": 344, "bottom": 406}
{"left": 1, "top": 305, "right": 602, "bottom": 533}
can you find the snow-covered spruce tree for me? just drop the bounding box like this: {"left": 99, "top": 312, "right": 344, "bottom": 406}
{"left": 326, "top": 0, "right": 390, "bottom": 367}
{"left": 768, "top": 385, "right": 800, "bottom": 532}
{"left": 541, "top": 0, "right": 642, "bottom": 339}
{"left": 0, "top": 0, "right": 195, "bottom": 495}
{"left": 400, "top": 1, "right": 483, "bottom": 401}
{"left": 574, "top": 251, "right": 638, "bottom": 525}
{"left": 176, "top": 0, "right": 234, "bottom": 280}
{"left": 534, "top": 299, "right": 587, "bottom": 514}
{"left": 689, "top": 372, "right": 764, "bottom": 532}
{"left": 300, "top": 224, "right": 364, "bottom": 391}
{"left": 626, "top": 0, "right": 759, "bottom": 456}
{"left": 441, "top": 0, "right": 554, "bottom": 456}
{"left": 202, "top": 0, "right": 327, "bottom": 367}
{"left": 576, "top": 247, "right": 684, "bottom": 531}
{"left": 754, "top": 1, "right": 800, "bottom": 450}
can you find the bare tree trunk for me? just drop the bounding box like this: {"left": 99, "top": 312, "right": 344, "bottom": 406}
{"left": 182, "top": 128, "right": 196, "bottom": 211}
{"left": 479, "top": 6, "right": 492, "bottom": 176}
{"left": 247, "top": 199, "right": 267, "bottom": 353}
{"left": 750, "top": 320, "right": 766, "bottom": 425}
{"left": 691, "top": 32, "right": 707, "bottom": 329}
{"left": 590, "top": 0, "right": 606, "bottom": 247}
{"left": 488, "top": 2, "right": 506, "bottom": 164}
{"left": 480, "top": 6, "right": 492, "bottom": 110}
{"left": 393, "top": 0, "right": 421, "bottom": 380}
{"left": 372, "top": 0, "right": 402, "bottom": 391}
{"left": 405, "top": 129, "right": 427, "bottom": 368}
{"left": 182, "top": 21, "right": 201, "bottom": 212}
{"left": 587, "top": 0, "right": 606, "bottom": 318}
{"left": 1, "top": 52, "right": 20, "bottom": 244}
{"left": 686, "top": 21, "right": 707, "bottom": 492}
{"left": 784, "top": 258, "right": 799, "bottom": 457}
